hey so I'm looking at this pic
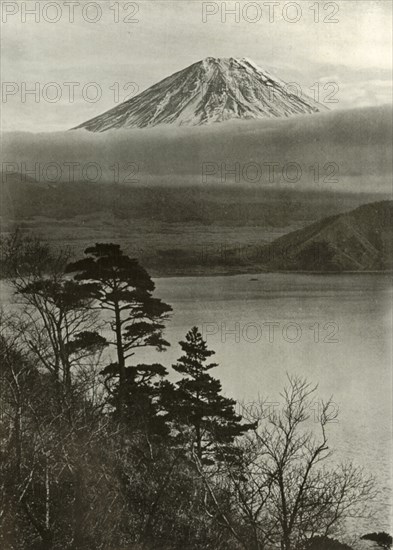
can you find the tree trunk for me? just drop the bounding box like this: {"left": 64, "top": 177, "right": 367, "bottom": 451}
{"left": 71, "top": 467, "right": 86, "bottom": 550}
{"left": 114, "top": 302, "right": 126, "bottom": 418}
{"left": 195, "top": 421, "right": 202, "bottom": 461}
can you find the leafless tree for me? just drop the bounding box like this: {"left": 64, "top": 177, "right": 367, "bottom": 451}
{"left": 1, "top": 230, "right": 106, "bottom": 416}
{"left": 0, "top": 315, "right": 123, "bottom": 550}
{"left": 195, "top": 375, "right": 376, "bottom": 550}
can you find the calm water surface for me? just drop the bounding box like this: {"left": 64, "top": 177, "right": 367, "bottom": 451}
{"left": 154, "top": 273, "right": 393, "bottom": 538}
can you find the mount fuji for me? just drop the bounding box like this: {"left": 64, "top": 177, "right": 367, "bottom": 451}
{"left": 73, "top": 57, "right": 327, "bottom": 132}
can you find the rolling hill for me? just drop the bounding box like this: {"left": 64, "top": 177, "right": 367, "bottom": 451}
{"left": 260, "top": 201, "right": 393, "bottom": 272}
{"left": 1, "top": 175, "right": 391, "bottom": 274}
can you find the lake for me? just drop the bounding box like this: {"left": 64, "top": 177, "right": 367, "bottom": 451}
{"left": 1, "top": 272, "right": 392, "bottom": 539}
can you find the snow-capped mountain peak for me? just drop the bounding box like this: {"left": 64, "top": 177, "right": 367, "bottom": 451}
{"left": 73, "top": 57, "right": 327, "bottom": 132}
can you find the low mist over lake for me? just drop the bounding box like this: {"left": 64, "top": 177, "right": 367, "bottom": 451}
{"left": 3, "top": 105, "right": 392, "bottom": 192}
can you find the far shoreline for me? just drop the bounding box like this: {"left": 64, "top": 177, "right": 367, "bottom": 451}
{"left": 148, "top": 268, "right": 393, "bottom": 279}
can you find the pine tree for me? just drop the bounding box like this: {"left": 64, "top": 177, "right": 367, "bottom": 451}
{"left": 66, "top": 243, "right": 172, "bottom": 425}
{"left": 169, "top": 327, "right": 255, "bottom": 464}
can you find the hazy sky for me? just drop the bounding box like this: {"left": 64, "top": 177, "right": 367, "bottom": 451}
{"left": 1, "top": 0, "right": 392, "bottom": 131}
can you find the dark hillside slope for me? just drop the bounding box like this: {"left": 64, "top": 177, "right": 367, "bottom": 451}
{"left": 261, "top": 201, "right": 393, "bottom": 271}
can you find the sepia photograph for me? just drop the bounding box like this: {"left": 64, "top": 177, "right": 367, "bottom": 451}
{"left": 0, "top": 1, "right": 392, "bottom": 549}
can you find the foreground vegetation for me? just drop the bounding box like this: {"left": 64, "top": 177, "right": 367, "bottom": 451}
{"left": 0, "top": 233, "right": 388, "bottom": 550}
